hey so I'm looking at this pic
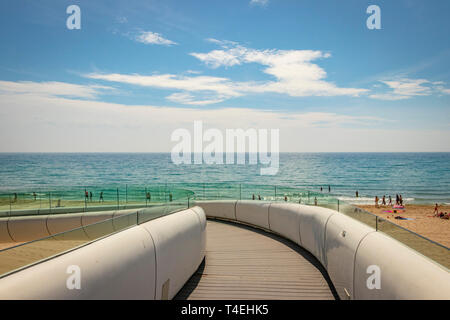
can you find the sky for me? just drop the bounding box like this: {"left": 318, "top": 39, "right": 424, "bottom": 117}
{"left": 0, "top": 0, "right": 449, "bottom": 152}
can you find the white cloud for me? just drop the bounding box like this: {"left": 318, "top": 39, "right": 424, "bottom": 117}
{"left": 192, "top": 42, "right": 367, "bottom": 97}
{"left": 166, "top": 92, "right": 225, "bottom": 105}
{"left": 369, "top": 78, "right": 450, "bottom": 100}
{"left": 86, "top": 73, "right": 241, "bottom": 103}
{"left": 116, "top": 16, "right": 128, "bottom": 24}
{"left": 0, "top": 80, "right": 423, "bottom": 153}
{"left": 0, "top": 80, "right": 110, "bottom": 99}
{"left": 135, "top": 31, "right": 177, "bottom": 46}
{"left": 86, "top": 41, "right": 367, "bottom": 105}
{"left": 250, "top": 0, "right": 269, "bottom": 6}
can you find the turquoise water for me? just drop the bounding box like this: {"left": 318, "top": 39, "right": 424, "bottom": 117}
{"left": 0, "top": 153, "right": 449, "bottom": 204}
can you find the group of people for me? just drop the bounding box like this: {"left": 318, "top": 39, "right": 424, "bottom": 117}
{"left": 84, "top": 191, "right": 104, "bottom": 202}
{"left": 434, "top": 204, "right": 449, "bottom": 219}
{"left": 375, "top": 194, "right": 404, "bottom": 208}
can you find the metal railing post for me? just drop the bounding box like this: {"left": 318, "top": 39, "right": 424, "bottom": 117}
{"left": 116, "top": 188, "right": 119, "bottom": 210}
{"left": 84, "top": 188, "right": 87, "bottom": 212}
{"left": 49, "top": 192, "right": 52, "bottom": 213}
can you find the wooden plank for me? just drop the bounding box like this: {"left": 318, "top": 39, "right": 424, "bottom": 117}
{"left": 176, "top": 219, "right": 336, "bottom": 300}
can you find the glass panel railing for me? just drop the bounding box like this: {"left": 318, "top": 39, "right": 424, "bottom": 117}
{"left": 0, "top": 189, "right": 192, "bottom": 278}
{"left": 376, "top": 216, "right": 450, "bottom": 268}
{"left": 0, "top": 186, "right": 194, "bottom": 217}
{"left": 0, "top": 184, "right": 447, "bottom": 271}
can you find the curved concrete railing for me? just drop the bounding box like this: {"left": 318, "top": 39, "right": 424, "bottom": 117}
{"left": 195, "top": 200, "right": 450, "bottom": 300}
{"left": 0, "top": 207, "right": 206, "bottom": 300}
{"left": 0, "top": 209, "right": 140, "bottom": 243}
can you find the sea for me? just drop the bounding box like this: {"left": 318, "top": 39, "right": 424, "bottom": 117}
{"left": 0, "top": 152, "right": 449, "bottom": 204}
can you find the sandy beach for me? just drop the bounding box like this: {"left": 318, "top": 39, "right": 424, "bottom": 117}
{"left": 357, "top": 204, "right": 450, "bottom": 248}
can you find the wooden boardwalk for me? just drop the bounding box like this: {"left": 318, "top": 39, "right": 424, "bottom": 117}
{"left": 176, "top": 219, "right": 337, "bottom": 300}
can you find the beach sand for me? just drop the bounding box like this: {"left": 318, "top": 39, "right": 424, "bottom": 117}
{"left": 357, "top": 204, "right": 450, "bottom": 248}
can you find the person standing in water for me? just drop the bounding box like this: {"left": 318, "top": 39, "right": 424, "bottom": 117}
{"left": 328, "top": 185, "right": 331, "bottom": 193}
{"left": 99, "top": 191, "right": 104, "bottom": 203}
{"left": 356, "top": 191, "right": 359, "bottom": 198}
{"left": 314, "top": 197, "right": 318, "bottom": 206}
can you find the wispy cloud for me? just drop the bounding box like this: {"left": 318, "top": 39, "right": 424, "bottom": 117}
{"left": 0, "top": 80, "right": 111, "bottom": 99}
{"left": 369, "top": 78, "right": 450, "bottom": 100}
{"left": 0, "top": 80, "right": 401, "bottom": 152}
{"left": 85, "top": 40, "right": 367, "bottom": 105}
{"left": 250, "top": 0, "right": 269, "bottom": 7}
{"left": 166, "top": 92, "right": 226, "bottom": 105}
{"left": 135, "top": 31, "right": 177, "bottom": 46}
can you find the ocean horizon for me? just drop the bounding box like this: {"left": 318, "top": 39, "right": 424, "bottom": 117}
{"left": 1, "top": 152, "right": 449, "bottom": 205}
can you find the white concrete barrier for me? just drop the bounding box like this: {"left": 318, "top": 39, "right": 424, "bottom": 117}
{"left": 7, "top": 215, "right": 51, "bottom": 242}
{"left": 296, "top": 205, "right": 335, "bottom": 266}
{"left": 268, "top": 203, "right": 302, "bottom": 245}
{"left": 194, "top": 200, "right": 237, "bottom": 220}
{"left": 0, "top": 207, "right": 206, "bottom": 300}
{"left": 0, "top": 226, "right": 156, "bottom": 299}
{"left": 141, "top": 208, "right": 206, "bottom": 299}
{"left": 236, "top": 201, "right": 271, "bottom": 229}
{"left": 325, "top": 213, "right": 374, "bottom": 300}
{"left": 46, "top": 213, "right": 83, "bottom": 236}
{"left": 0, "top": 210, "right": 141, "bottom": 243}
{"left": 195, "top": 201, "right": 450, "bottom": 300}
{"left": 0, "top": 218, "right": 13, "bottom": 242}
{"left": 354, "top": 231, "right": 450, "bottom": 300}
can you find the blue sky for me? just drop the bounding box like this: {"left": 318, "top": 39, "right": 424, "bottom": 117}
{"left": 0, "top": 0, "right": 449, "bottom": 152}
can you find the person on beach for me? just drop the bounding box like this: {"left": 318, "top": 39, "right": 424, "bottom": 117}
{"left": 375, "top": 196, "right": 379, "bottom": 208}
{"left": 89, "top": 192, "right": 93, "bottom": 202}
{"left": 434, "top": 203, "right": 439, "bottom": 216}
{"left": 314, "top": 197, "right": 317, "bottom": 206}
{"left": 399, "top": 195, "right": 403, "bottom": 206}
{"left": 146, "top": 192, "right": 151, "bottom": 202}
{"left": 13, "top": 193, "right": 17, "bottom": 202}
{"left": 388, "top": 195, "right": 392, "bottom": 206}
{"left": 382, "top": 195, "right": 386, "bottom": 206}
{"left": 33, "top": 192, "right": 36, "bottom": 200}
{"left": 258, "top": 194, "right": 261, "bottom": 200}
{"left": 85, "top": 191, "right": 89, "bottom": 201}
{"left": 356, "top": 191, "right": 359, "bottom": 198}
{"left": 252, "top": 194, "right": 255, "bottom": 200}
{"left": 395, "top": 194, "right": 399, "bottom": 205}
{"left": 99, "top": 191, "right": 104, "bottom": 203}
